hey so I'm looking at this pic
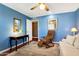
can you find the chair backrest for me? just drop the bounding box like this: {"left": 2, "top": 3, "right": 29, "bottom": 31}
{"left": 46, "top": 30, "right": 55, "bottom": 41}
{"left": 47, "top": 30, "right": 54, "bottom": 35}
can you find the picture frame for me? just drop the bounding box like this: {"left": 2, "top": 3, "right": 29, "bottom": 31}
{"left": 13, "top": 17, "right": 22, "bottom": 32}
{"left": 48, "top": 18, "right": 57, "bottom": 30}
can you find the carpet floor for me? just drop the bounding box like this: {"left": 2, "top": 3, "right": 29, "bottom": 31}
{"left": 7, "top": 41, "right": 60, "bottom": 56}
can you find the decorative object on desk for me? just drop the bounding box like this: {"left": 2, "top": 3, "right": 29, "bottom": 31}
{"left": 13, "top": 17, "right": 22, "bottom": 32}
{"left": 71, "top": 27, "right": 78, "bottom": 35}
{"left": 48, "top": 18, "right": 57, "bottom": 30}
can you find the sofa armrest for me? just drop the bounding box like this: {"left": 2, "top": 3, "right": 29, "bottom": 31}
{"left": 62, "top": 39, "right": 66, "bottom": 42}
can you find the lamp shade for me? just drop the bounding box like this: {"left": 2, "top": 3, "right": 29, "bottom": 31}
{"left": 71, "top": 27, "right": 78, "bottom": 32}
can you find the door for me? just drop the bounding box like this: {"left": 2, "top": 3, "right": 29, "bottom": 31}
{"left": 26, "top": 19, "right": 32, "bottom": 41}
{"left": 32, "top": 21, "right": 38, "bottom": 41}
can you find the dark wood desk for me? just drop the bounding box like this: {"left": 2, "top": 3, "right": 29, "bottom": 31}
{"left": 9, "top": 35, "right": 29, "bottom": 51}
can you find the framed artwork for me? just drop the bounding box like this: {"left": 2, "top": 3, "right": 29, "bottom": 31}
{"left": 13, "top": 17, "right": 22, "bottom": 32}
{"left": 48, "top": 18, "right": 57, "bottom": 30}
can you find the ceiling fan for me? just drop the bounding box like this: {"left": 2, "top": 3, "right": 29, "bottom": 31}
{"left": 30, "top": 3, "right": 49, "bottom": 11}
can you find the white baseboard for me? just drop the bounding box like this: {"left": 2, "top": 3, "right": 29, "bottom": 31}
{"left": 0, "top": 41, "right": 27, "bottom": 54}
{"left": 0, "top": 48, "right": 10, "bottom": 54}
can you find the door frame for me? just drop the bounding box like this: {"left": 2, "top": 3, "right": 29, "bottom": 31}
{"left": 26, "top": 19, "right": 32, "bottom": 41}
{"left": 32, "top": 19, "right": 39, "bottom": 40}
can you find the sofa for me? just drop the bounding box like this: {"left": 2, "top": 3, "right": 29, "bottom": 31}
{"left": 59, "top": 34, "right": 79, "bottom": 56}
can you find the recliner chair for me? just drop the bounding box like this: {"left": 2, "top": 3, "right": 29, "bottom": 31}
{"left": 38, "top": 30, "right": 55, "bottom": 48}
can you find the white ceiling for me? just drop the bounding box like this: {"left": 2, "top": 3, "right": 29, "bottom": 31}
{"left": 2, "top": 3, "right": 79, "bottom": 17}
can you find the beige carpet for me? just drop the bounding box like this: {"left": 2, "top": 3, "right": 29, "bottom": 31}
{"left": 7, "top": 41, "right": 60, "bottom": 56}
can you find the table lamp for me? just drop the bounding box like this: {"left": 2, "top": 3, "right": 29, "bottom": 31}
{"left": 71, "top": 27, "right": 78, "bottom": 35}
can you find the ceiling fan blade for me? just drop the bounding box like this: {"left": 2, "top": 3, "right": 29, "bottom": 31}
{"left": 45, "top": 7, "right": 49, "bottom": 11}
{"left": 30, "top": 4, "right": 40, "bottom": 10}
{"left": 39, "top": 3, "right": 49, "bottom": 11}
{"left": 45, "top": 4, "right": 49, "bottom": 11}
{"left": 30, "top": 3, "right": 49, "bottom": 11}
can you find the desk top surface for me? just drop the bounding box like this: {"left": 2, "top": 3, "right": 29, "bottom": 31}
{"left": 10, "top": 34, "right": 29, "bottom": 38}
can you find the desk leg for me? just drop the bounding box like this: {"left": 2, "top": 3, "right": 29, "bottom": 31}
{"left": 28, "top": 36, "right": 29, "bottom": 44}
{"left": 10, "top": 39, "right": 12, "bottom": 51}
{"left": 23, "top": 38, "right": 24, "bottom": 44}
{"left": 15, "top": 40, "right": 17, "bottom": 51}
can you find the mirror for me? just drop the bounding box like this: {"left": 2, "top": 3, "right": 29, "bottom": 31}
{"left": 48, "top": 19, "right": 57, "bottom": 30}
{"left": 13, "top": 17, "right": 22, "bottom": 32}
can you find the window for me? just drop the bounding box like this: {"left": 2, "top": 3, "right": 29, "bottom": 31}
{"left": 48, "top": 19, "right": 57, "bottom": 30}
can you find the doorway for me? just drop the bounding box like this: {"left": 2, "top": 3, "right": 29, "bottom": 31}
{"left": 32, "top": 21, "right": 38, "bottom": 41}
{"left": 26, "top": 19, "right": 32, "bottom": 41}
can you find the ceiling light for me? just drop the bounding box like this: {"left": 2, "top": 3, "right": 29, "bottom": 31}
{"left": 39, "top": 3, "right": 45, "bottom": 10}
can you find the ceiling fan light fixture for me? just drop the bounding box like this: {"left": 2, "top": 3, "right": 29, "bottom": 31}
{"left": 39, "top": 4, "right": 45, "bottom": 10}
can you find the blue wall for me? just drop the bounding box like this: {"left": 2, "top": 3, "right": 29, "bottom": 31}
{"left": 0, "top": 4, "right": 31, "bottom": 51}
{"left": 76, "top": 9, "right": 79, "bottom": 30}
{"left": 37, "top": 12, "right": 76, "bottom": 42}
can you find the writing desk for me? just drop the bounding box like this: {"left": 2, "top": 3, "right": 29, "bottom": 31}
{"left": 9, "top": 35, "right": 29, "bottom": 51}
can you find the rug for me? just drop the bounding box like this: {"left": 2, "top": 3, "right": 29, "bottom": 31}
{"left": 7, "top": 41, "right": 60, "bottom": 56}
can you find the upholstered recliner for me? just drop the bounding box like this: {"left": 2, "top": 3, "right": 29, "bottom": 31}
{"left": 38, "top": 30, "right": 55, "bottom": 48}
